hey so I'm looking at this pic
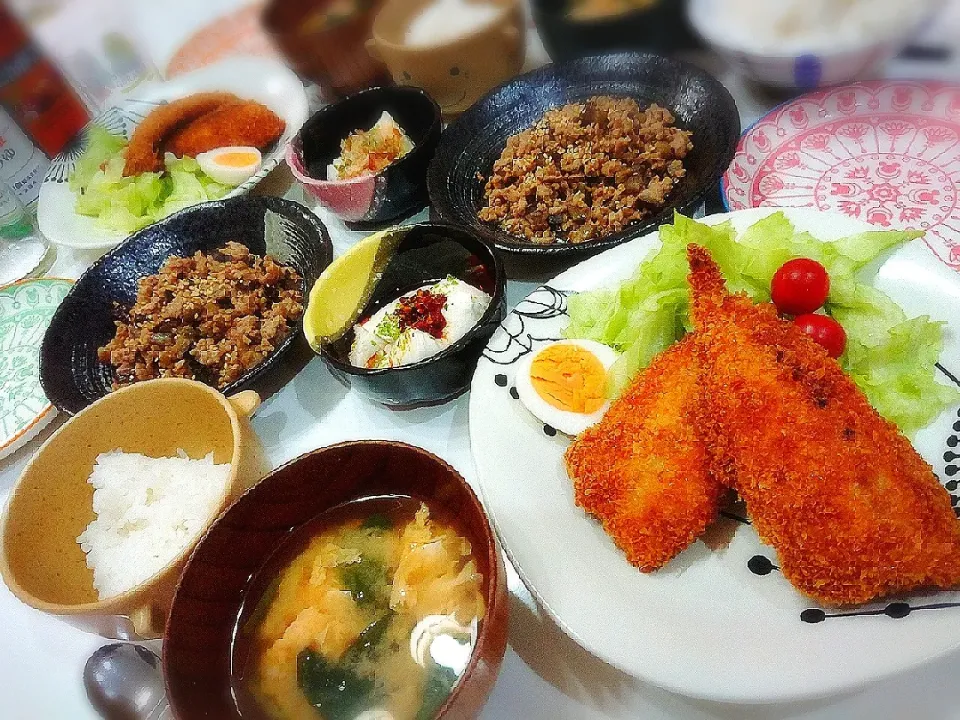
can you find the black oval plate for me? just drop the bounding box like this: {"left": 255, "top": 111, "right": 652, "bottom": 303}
{"left": 427, "top": 52, "right": 740, "bottom": 262}
{"left": 41, "top": 195, "right": 333, "bottom": 415}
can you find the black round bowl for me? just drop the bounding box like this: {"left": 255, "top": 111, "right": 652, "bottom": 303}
{"left": 427, "top": 52, "right": 740, "bottom": 264}
{"left": 288, "top": 85, "right": 442, "bottom": 225}
{"left": 40, "top": 196, "right": 333, "bottom": 415}
{"left": 532, "top": 0, "right": 698, "bottom": 62}
{"left": 320, "top": 222, "right": 506, "bottom": 407}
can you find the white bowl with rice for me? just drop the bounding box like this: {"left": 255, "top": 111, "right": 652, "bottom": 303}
{"left": 687, "top": 0, "right": 945, "bottom": 88}
{"left": 0, "top": 379, "right": 264, "bottom": 639}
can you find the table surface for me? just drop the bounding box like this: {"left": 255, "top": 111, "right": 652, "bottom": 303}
{"left": 6, "top": 1, "right": 960, "bottom": 718}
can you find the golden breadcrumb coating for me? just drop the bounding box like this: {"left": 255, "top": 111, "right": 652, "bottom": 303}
{"left": 163, "top": 101, "right": 286, "bottom": 159}
{"left": 687, "top": 243, "right": 960, "bottom": 605}
{"left": 123, "top": 92, "right": 241, "bottom": 176}
{"left": 565, "top": 336, "right": 723, "bottom": 571}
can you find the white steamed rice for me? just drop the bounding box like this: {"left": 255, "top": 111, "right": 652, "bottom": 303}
{"left": 77, "top": 449, "right": 231, "bottom": 600}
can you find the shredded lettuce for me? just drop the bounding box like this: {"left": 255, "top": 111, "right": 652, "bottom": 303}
{"left": 69, "top": 129, "right": 232, "bottom": 234}
{"left": 69, "top": 126, "right": 126, "bottom": 192}
{"left": 565, "top": 211, "right": 959, "bottom": 436}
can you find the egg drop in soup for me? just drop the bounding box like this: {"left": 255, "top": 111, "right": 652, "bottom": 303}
{"left": 234, "top": 497, "right": 485, "bottom": 720}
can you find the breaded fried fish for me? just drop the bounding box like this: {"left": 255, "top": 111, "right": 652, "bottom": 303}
{"left": 123, "top": 92, "right": 241, "bottom": 176}
{"left": 565, "top": 336, "right": 723, "bottom": 571}
{"left": 687, "top": 244, "right": 960, "bottom": 605}
{"left": 163, "top": 101, "right": 286, "bottom": 159}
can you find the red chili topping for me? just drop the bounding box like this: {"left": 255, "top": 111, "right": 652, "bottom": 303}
{"left": 396, "top": 289, "right": 448, "bottom": 339}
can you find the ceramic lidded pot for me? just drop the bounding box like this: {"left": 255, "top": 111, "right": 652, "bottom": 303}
{"left": 0, "top": 380, "right": 264, "bottom": 639}
{"left": 368, "top": 0, "right": 525, "bottom": 117}
{"left": 262, "top": 0, "right": 392, "bottom": 97}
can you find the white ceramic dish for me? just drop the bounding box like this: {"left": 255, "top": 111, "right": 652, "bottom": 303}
{"left": 37, "top": 57, "right": 308, "bottom": 251}
{"left": 686, "top": 0, "right": 944, "bottom": 88}
{"left": 469, "top": 207, "right": 960, "bottom": 703}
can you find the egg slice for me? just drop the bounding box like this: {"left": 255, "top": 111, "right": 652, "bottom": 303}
{"left": 515, "top": 339, "right": 618, "bottom": 436}
{"left": 196, "top": 146, "right": 262, "bottom": 186}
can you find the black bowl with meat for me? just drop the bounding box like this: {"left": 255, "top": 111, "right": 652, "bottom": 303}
{"left": 427, "top": 52, "right": 740, "bottom": 266}
{"left": 40, "top": 195, "right": 333, "bottom": 415}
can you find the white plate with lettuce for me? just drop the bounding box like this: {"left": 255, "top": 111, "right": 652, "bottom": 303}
{"left": 469, "top": 207, "right": 960, "bottom": 703}
{"left": 37, "top": 57, "right": 308, "bottom": 251}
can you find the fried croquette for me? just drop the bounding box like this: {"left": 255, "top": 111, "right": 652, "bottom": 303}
{"left": 123, "top": 92, "right": 241, "bottom": 176}
{"left": 163, "top": 101, "right": 286, "bottom": 158}
{"left": 687, "top": 244, "right": 960, "bottom": 605}
{"left": 565, "top": 336, "right": 724, "bottom": 571}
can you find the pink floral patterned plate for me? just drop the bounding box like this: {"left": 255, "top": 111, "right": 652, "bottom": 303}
{"left": 723, "top": 81, "right": 960, "bottom": 271}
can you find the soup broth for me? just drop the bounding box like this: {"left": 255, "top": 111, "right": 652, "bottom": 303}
{"left": 235, "top": 496, "right": 485, "bottom": 720}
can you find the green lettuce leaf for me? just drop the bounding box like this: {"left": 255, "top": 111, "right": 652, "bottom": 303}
{"left": 69, "top": 127, "right": 126, "bottom": 193}
{"left": 69, "top": 136, "right": 233, "bottom": 234}
{"left": 565, "top": 211, "right": 957, "bottom": 435}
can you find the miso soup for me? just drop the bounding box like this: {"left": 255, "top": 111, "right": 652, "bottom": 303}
{"left": 235, "top": 496, "right": 485, "bottom": 720}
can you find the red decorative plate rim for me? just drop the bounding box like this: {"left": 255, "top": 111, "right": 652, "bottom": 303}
{"left": 722, "top": 81, "right": 960, "bottom": 271}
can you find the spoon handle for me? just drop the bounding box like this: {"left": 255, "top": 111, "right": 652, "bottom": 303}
{"left": 148, "top": 703, "right": 172, "bottom": 720}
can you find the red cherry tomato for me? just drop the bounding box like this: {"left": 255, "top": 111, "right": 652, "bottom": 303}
{"left": 771, "top": 258, "right": 830, "bottom": 316}
{"left": 794, "top": 314, "right": 846, "bottom": 358}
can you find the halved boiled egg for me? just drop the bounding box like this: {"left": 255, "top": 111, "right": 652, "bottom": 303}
{"left": 196, "top": 146, "right": 262, "bottom": 186}
{"left": 515, "top": 339, "right": 619, "bottom": 436}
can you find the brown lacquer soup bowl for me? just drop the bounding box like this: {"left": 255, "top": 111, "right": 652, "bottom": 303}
{"left": 163, "top": 440, "right": 508, "bottom": 719}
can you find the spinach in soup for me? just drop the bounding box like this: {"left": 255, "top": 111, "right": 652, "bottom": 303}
{"left": 243, "top": 499, "right": 485, "bottom": 720}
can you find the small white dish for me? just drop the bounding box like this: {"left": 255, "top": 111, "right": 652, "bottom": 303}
{"left": 37, "top": 57, "right": 308, "bottom": 252}
{"left": 687, "top": 0, "right": 944, "bottom": 88}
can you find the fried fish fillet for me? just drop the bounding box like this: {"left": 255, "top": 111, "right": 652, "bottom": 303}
{"left": 687, "top": 243, "right": 960, "bottom": 605}
{"left": 123, "top": 92, "right": 241, "bottom": 176}
{"left": 565, "top": 336, "right": 723, "bottom": 571}
{"left": 163, "top": 101, "right": 286, "bottom": 159}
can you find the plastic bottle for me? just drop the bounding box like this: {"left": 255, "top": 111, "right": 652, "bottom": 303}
{"left": 0, "top": 1, "right": 88, "bottom": 164}
{"left": 0, "top": 177, "right": 52, "bottom": 284}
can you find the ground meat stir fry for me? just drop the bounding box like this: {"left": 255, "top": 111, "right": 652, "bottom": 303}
{"left": 98, "top": 242, "right": 303, "bottom": 389}
{"left": 478, "top": 96, "right": 693, "bottom": 244}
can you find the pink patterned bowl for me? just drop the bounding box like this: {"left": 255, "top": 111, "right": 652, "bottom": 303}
{"left": 723, "top": 81, "right": 960, "bottom": 271}
{"left": 286, "top": 86, "right": 442, "bottom": 224}
{"left": 286, "top": 143, "right": 382, "bottom": 223}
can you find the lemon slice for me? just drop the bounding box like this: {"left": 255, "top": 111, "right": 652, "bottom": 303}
{"left": 304, "top": 227, "right": 406, "bottom": 350}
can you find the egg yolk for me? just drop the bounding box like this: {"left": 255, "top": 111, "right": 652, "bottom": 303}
{"left": 530, "top": 344, "right": 606, "bottom": 414}
{"left": 213, "top": 151, "right": 259, "bottom": 167}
